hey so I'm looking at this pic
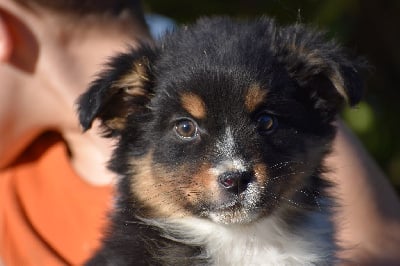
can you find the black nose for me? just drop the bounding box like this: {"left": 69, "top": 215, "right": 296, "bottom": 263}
{"left": 218, "top": 171, "right": 254, "bottom": 194}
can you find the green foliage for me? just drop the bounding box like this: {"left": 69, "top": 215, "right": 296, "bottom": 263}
{"left": 343, "top": 102, "right": 375, "bottom": 134}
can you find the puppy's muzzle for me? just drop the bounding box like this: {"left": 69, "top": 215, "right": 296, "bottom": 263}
{"left": 218, "top": 171, "right": 254, "bottom": 194}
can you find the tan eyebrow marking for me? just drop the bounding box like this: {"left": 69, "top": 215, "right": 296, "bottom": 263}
{"left": 180, "top": 92, "right": 207, "bottom": 119}
{"left": 245, "top": 84, "right": 268, "bottom": 112}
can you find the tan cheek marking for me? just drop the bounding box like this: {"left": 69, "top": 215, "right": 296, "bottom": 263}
{"left": 253, "top": 163, "right": 269, "bottom": 184}
{"left": 184, "top": 163, "right": 220, "bottom": 205}
{"left": 266, "top": 161, "right": 309, "bottom": 201}
{"left": 129, "top": 153, "right": 190, "bottom": 219}
{"left": 180, "top": 92, "right": 207, "bottom": 119}
{"left": 245, "top": 84, "right": 268, "bottom": 112}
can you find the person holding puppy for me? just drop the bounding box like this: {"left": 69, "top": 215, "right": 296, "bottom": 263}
{"left": 0, "top": 0, "right": 151, "bottom": 264}
{"left": 0, "top": 0, "right": 399, "bottom": 265}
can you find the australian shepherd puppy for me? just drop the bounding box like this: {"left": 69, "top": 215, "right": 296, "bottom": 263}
{"left": 78, "top": 17, "right": 363, "bottom": 265}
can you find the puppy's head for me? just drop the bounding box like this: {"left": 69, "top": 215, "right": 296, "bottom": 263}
{"left": 78, "top": 17, "right": 363, "bottom": 225}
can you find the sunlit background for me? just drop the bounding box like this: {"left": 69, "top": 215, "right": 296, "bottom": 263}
{"left": 144, "top": 0, "right": 400, "bottom": 192}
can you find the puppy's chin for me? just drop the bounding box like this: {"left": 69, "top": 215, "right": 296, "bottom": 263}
{"left": 208, "top": 207, "right": 263, "bottom": 225}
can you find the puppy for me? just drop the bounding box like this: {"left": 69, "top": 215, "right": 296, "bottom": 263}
{"left": 78, "top": 17, "right": 363, "bottom": 265}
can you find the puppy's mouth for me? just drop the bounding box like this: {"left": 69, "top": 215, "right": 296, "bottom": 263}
{"left": 202, "top": 183, "right": 264, "bottom": 225}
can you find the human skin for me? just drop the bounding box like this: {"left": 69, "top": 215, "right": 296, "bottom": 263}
{"left": 0, "top": 0, "right": 149, "bottom": 185}
{"left": 1, "top": 0, "right": 399, "bottom": 263}
{"left": 326, "top": 121, "right": 400, "bottom": 265}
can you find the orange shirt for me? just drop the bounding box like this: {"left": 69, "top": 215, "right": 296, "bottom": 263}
{"left": 0, "top": 132, "right": 113, "bottom": 265}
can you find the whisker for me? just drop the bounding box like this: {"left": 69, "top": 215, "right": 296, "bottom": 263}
{"left": 314, "top": 194, "right": 322, "bottom": 211}
{"left": 264, "top": 190, "right": 309, "bottom": 210}
{"left": 298, "top": 189, "right": 323, "bottom": 211}
{"left": 299, "top": 189, "right": 310, "bottom": 196}
{"left": 269, "top": 161, "right": 305, "bottom": 170}
{"left": 271, "top": 171, "right": 306, "bottom": 180}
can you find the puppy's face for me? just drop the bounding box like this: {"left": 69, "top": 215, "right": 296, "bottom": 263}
{"left": 78, "top": 17, "right": 363, "bottom": 224}
{"left": 131, "top": 72, "right": 328, "bottom": 225}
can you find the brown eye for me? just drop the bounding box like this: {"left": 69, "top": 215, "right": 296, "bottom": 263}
{"left": 174, "top": 119, "right": 198, "bottom": 139}
{"left": 257, "top": 113, "right": 277, "bottom": 134}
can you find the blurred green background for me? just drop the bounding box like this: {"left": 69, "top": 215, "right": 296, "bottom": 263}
{"left": 144, "top": 0, "right": 400, "bottom": 192}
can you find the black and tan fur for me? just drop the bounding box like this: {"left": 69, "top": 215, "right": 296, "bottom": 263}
{"left": 78, "top": 17, "right": 364, "bottom": 265}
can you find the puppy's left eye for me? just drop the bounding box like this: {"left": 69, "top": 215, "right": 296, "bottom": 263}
{"left": 174, "top": 119, "right": 198, "bottom": 140}
{"left": 256, "top": 113, "right": 277, "bottom": 134}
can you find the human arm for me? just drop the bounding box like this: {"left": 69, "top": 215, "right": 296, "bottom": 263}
{"left": 326, "top": 120, "right": 400, "bottom": 265}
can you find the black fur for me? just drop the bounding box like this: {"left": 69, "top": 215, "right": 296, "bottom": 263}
{"left": 78, "top": 17, "right": 364, "bottom": 265}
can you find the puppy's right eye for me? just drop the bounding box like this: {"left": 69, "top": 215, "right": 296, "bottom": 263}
{"left": 174, "top": 119, "right": 198, "bottom": 140}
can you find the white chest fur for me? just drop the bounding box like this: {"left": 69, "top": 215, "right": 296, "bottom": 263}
{"left": 147, "top": 211, "right": 335, "bottom": 266}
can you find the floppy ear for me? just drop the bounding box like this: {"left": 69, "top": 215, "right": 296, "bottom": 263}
{"left": 276, "top": 24, "right": 365, "bottom": 119}
{"left": 77, "top": 46, "right": 157, "bottom": 136}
